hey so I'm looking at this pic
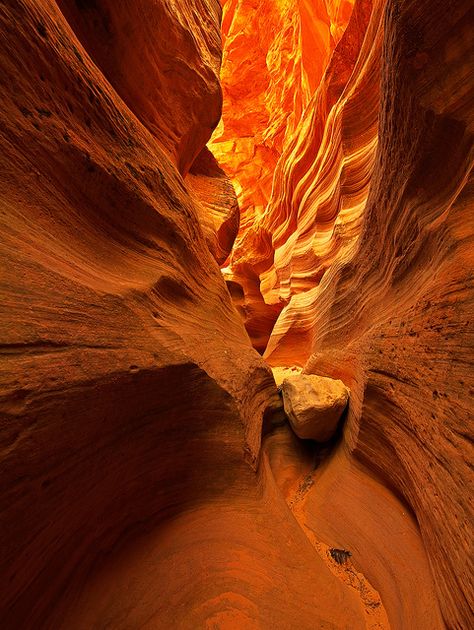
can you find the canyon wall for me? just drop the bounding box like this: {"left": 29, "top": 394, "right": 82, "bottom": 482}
{"left": 0, "top": 0, "right": 472, "bottom": 628}
{"left": 0, "top": 1, "right": 376, "bottom": 628}
{"left": 211, "top": 0, "right": 355, "bottom": 239}
{"left": 301, "top": 0, "right": 474, "bottom": 625}
{"left": 218, "top": 0, "right": 473, "bottom": 627}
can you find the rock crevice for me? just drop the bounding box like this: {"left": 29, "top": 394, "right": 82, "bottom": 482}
{"left": 0, "top": 0, "right": 472, "bottom": 628}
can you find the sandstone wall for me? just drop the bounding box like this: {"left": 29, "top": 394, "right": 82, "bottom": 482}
{"left": 218, "top": 0, "right": 473, "bottom": 627}
{"left": 0, "top": 1, "right": 373, "bottom": 627}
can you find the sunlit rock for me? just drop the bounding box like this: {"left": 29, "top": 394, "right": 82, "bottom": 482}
{"left": 1, "top": 0, "right": 472, "bottom": 628}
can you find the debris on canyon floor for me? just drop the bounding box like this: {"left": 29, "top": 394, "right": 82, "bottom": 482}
{"left": 329, "top": 548, "right": 353, "bottom": 565}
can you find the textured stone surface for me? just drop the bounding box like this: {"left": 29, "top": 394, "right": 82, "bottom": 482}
{"left": 56, "top": 0, "right": 223, "bottom": 175}
{"left": 212, "top": 0, "right": 355, "bottom": 227}
{"left": 1, "top": 0, "right": 472, "bottom": 627}
{"left": 186, "top": 147, "right": 240, "bottom": 264}
{"left": 271, "top": 365, "right": 302, "bottom": 386}
{"left": 216, "top": 0, "right": 473, "bottom": 627}
{"left": 0, "top": 1, "right": 372, "bottom": 628}
{"left": 281, "top": 374, "right": 349, "bottom": 441}
{"left": 211, "top": 0, "right": 356, "bottom": 348}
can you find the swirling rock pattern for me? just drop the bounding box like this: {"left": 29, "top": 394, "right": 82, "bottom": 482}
{"left": 301, "top": 0, "right": 474, "bottom": 625}
{"left": 218, "top": 0, "right": 375, "bottom": 351}
{"left": 219, "top": 0, "right": 473, "bottom": 627}
{"left": 0, "top": 1, "right": 380, "bottom": 628}
{"left": 56, "top": 0, "right": 223, "bottom": 175}
{"left": 187, "top": 147, "right": 240, "bottom": 265}
{"left": 1, "top": 0, "right": 472, "bottom": 628}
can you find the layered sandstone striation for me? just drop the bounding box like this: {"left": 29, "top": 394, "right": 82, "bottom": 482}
{"left": 0, "top": 1, "right": 376, "bottom": 628}
{"left": 56, "top": 0, "right": 240, "bottom": 266}
{"left": 217, "top": 0, "right": 473, "bottom": 627}
{"left": 216, "top": 0, "right": 377, "bottom": 351}
{"left": 56, "top": 0, "right": 223, "bottom": 176}
{"left": 210, "top": 0, "right": 356, "bottom": 352}
{"left": 211, "top": 0, "right": 355, "bottom": 238}
{"left": 1, "top": 0, "right": 472, "bottom": 628}
{"left": 299, "top": 0, "right": 474, "bottom": 624}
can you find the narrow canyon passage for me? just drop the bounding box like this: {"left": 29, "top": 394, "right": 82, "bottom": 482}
{"left": 0, "top": 1, "right": 473, "bottom": 629}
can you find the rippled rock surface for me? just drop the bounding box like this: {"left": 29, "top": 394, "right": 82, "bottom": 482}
{"left": 1, "top": 0, "right": 472, "bottom": 628}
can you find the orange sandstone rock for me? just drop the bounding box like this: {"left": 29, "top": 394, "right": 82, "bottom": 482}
{"left": 186, "top": 147, "right": 240, "bottom": 264}
{"left": 302, "top": 0, "right": 474, "bottom": 619}
{"left": 1, "top": 0, "right": 472, "bottom": 627}
{"left": 223, "top": 0, "right": 473, "bottom": 627}
{"left": 0, "top": 1, "right": 372, "bottom": 628}
{"left": 56, "top": 0, "right": 223, "bottom": 175}
{"left": 218, "top": 0, "right": 372, "bottom": 350}
{"left": 219, "top": 0, "right": 473, "bottom": 627}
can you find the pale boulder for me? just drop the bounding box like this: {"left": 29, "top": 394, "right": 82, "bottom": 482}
{"left": 281, "top": 375, "right": 350, "bottom": 442}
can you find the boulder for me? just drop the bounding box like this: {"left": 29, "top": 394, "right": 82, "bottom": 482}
{"left": 281, "top": 374, "right": 350, "bottom": 442}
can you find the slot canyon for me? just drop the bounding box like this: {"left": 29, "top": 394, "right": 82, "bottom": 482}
{"left": 0, "top": 0, "right": 473, "bottom": 628}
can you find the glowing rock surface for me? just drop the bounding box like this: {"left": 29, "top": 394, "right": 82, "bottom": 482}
{"left": 0, "top": 0, "right": 472, "bottom": 628}
{"left": 215, "top": 0, "right": 473, "bottom": 627}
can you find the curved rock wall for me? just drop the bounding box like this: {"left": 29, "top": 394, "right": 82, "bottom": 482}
{"left": 56, "top": 0, "right": 223, "bottom": 175}
{"left": 1, "top": 0, "right": 472, "bottom": 628}
{"left": 218, "top": 0, "right": 376, "bottom": 351}
{"left": 0, "top": 1, "right": 268, "bottom": 623}
{"left": 302, "top": 1, "right": 474, "bottom": 624}
{"left": 210, "top": 0, "right": 355, "bottom": 244}
{"left": 217, "top": 0, "right": 473, "bottom": 627}
{"left": 0, "top": 1, "right": 380, "bottom": 628}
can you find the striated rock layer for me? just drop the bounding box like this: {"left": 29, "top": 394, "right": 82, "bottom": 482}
{"left": 219, "top": 0, "right": 376, "bottom": 351}
{"left": 211, "top": 0, "right": 355, "bottom": 241}
{"left": 0, "top": 1, "right": 381, "bottom": 628}
{"left": 217, "top": 0, "right": 473, "bottom": 628}
{"left": 300, "top": 0, "right": 474, "bottom": 624}
{"left": 1, "top": 0, "right": 472, "bottom": 628}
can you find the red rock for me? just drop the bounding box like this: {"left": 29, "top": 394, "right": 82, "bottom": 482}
{"left": 1, "top": 0, "right": 472, "bottom": 627}
{"left": 218, "top": 0, "right": 473, "bottom": 627}
{"left": 210, "top": 0, "right": 356, "bottom": 349}
{"left": 186, "top": 147, "right": 240, "bottom": 265}
{"left": 0, "top": 1, "right": 371, "bottom": 628}
{"left": 56, "top": 0, "right": 223, "bottom": 175}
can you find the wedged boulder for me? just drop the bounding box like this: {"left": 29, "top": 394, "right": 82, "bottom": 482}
{"left": 281, "top": 374, "right": 350, "bottom": 442}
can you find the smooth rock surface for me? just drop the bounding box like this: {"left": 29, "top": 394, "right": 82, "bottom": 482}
{"left": 1, "top": 0, "right": 472, "bottom": 628}
{"left": 215, "top": 0, "right": 473, "bottom": 627}
{"left": 211, "top": 0, "right": 356, "bottom": 349}
{"left": 0, "top": 1, "right": 373, "bottom": 628}
{"left": 281, "top": 374, "right": 350, "bottom": 441}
